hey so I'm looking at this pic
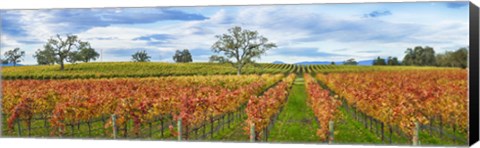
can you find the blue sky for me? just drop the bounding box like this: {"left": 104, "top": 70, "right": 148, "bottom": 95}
{"left": 0, "top": 1, "right": 469, "bottom": 64}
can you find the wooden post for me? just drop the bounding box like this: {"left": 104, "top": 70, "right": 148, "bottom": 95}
{"left": 123, "top": 118, "right": 128, "bottom": 138}
{"left": 228, "top": 113, "right": 231, "bottom": 128}
{"left": 381, "top": 122, "right": 384, "bottom": 143}
{"left": 222, "top": 115, "right": 225, "bottom": 130}
{"left": 44, "top": 117, "right": 50, "bottom": 135}
{"left": 353, "top": 109, "right": 357, "bottom": 121}
{"left": 70, "top": 124, "right": 75, "bottom": 137}
{"left": 389, "top": 125, "right": 393, "bottom": 144}
{"left": 101, "top": 115, "right": 106, "bottom": 137}
{"left": 58, "top": 127, "right": 62, "bottom": 137}
{"left": 364, "top": 113, "right": 367, "bottom": 128}
{"left": 16, "top": 118, "right": 22, "bottom": 137}
{"left": 264, "top": 128, "right": 267, "bottom": 142}
{"left": 376, "top": 119, "right": 380, "bottom": 136}
{"left": 250, "top": 123, "right": 255, "bottom": 142}
{"left": 177, "top": 118, "right": 182, "bottom": 141}
{"left": 329, "top": 121, "right": 334, "bottom": 144}
{"left": 28, "top": 119, "right": 32, "bottom": 137}
{"left": 413, "top": 122, "right": 419, "bottom": 146}
{"left": 185, "top": 125, "right": 189, "bottom": 140}
{"left": 203, "top": 119, "right": 206, "bottom": 139}
{"left": 439, "top": 115, "right": 443, "bottom": 138}
{"left": 160, "top": 118, "right": 164, "bottom": 137}
{"left": 87, "top": 121, "right": 91, "bottom": 137}
{"left": 369, "top": 116, "right": 373, "bottom": 131}
{"left": 210, "top": 116, "right": 214, "bottom": 139}
{"left": 429, "top": 117, "right": 433, "bottom": 136}
{"left": 112, "top": 114, "right": 117, "bottom": 139}
{"left": 149, "top": 122, "right": 152, "bottom": 138}
{"left": 453, "top": 124, "right": 456, "bottom": 143}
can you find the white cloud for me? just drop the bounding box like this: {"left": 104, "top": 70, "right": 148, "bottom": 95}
{"left": 1, "top": 35, "right": 22, "bottom": 49}
{"left": 1, "top": 4, "right": 470, "bottom": 64}
{"left": 16, "top": 10, "right": 65, "bottom": 41}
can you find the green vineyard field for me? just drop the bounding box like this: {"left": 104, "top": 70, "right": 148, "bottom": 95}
{"left": 1, "top": 62, "right": 454, "bottom": 80}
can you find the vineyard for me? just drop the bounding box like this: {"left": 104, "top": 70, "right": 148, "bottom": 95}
{"left": 2, "top": 74, "right": 283, "bottom": 138}
{"left": 304, "top": 74, "right": 341, "bottom": 142}
{"left": 245, "top": 74, "right": 296, "bottom": 141}
{"left": 316, "top": 69, "right": 468, "bottom": 145}
{"left": 0, "top": 62, "right": 470, "bottom": 146}
{"left": 1, "top": 62, "right": 449, "bottom": 79}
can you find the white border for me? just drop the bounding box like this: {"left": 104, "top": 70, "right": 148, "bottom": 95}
{"left": 0, "top": 0, "right": 477, "bottom": 148}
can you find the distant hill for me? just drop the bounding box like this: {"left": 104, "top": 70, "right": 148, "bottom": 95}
{"left": 272, "top": 61, "right": 285, "bottom": 64}
{"left": 294, "top": 60, "right": 374, "bottom": 66}
{"left": 357, "top": 60, "right": 374, "bottom": 66}
{"left": 294, "top": 61, "right": 333, "bottom": 65}
{"left": 2, "top": 63, "right": 24, "bottom": 67}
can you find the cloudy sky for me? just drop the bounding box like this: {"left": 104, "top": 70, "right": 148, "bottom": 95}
{"left": 0, "top": 1, "right": 469, "bottom": 64}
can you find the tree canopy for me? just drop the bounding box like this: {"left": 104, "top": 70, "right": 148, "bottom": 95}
{"left": 76, "top": 42, "right": 100, "bottom": 63}
{"left": 435, "top": 47, "right": 468, "bottom": 68}
{"left": 373, "top": 56, "right": 400, "bottom": 66}
{"left": 211, "top": 26, "right": 277, "bottom": 75}
{"left": 3, "top": 47, "right": 25, "bottom": 66}
{"left": 372, "top": 56, "right": 386, "bottom": 66}
{"left": 402, "top": 46, "right": 436, "bottom": 66}
{"left": 387, "top": 56, "right": 401, "bottom": 65}
{"left": 209, "top": 55, "right": 228, "bottom": 63}
{"left": 1, "top": 59, "right": 8, "bottom": 64}
{"left": 173, "top": 49, "right": 193, "bottom": 63}
{"left": 33, "top": 48, "right": 56, "bottom": 65}
{"left": 34, "top": 34, "right": 95, "bottom": 70}
{"left": 132, "top": 50, "right": 151, "bottom": 62}
{"left": 343, "top": 58, "right": 358, "bottom": 65}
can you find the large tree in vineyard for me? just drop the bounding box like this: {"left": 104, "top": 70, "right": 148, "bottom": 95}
{"left": 132, "top": 50, "right": 151, "bottom": 62}
{"left": 172, "top": 49, "right": 193, "bottom": 63}
{"left": 3, "top": 47, "right": 25, "bottom": 66}
{"left": 40, "top": 34, "right": 93, "bottom": 70}
{"left": 211, "top": 26, "right": 277, "bottom": 75}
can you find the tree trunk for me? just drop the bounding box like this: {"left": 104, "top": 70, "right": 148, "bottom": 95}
{"left": 13, "top": 61, "right": 16, "bottom": 67}
{"left": 236, "top": 64, "right": 242, "bottom": 75}
{"left": 60, "top": 58, "right": 65, "bottom": 70}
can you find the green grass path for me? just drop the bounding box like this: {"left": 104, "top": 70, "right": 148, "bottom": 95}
{"left": 333, "top": 107, "right": 383, "bottom": 144}
{"left": 268, "top": 77, "right": 320, "bottom": 142}
{"left": 268, "top": 76, "right": 382, "bottom": 144}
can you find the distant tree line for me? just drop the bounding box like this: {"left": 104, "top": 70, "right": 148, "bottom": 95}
{"left": 130, "top": 49, "right": 194, "bottom": 63}
{"left": 209, "top": 55, "right": 228, "bottom": 63}
{"left": 401, "top": 46, "right": 467, "bottom": 68}
{"left": 343, "top": 58, "right": 358, "bottom": 65}
{"left": 368, "top": 46, "right": 468, "bottom": 68}
{"left": 372, "top": 56, "right": 400, "bottom": 66}
{"left": 434, "top": 47, "right": 468, "bottom": 68}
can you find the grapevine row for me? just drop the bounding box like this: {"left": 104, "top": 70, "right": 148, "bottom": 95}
{"left": 316, "top": 70, "right": 468, "bottom": 137}
{"left": 245, "top": 74, "right": 296, "bottom": 141}
{"left": 2, "top": 74, "right": 284, "bottom": 137}
{"left": 304, "top": 74, "right": 341, "bottom": 141}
